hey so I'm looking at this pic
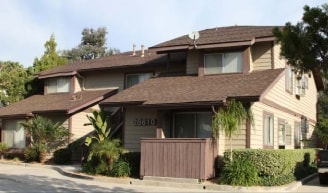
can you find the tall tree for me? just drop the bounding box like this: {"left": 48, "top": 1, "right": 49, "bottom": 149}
{"left": 273, "top": 4, "right": 328, "bottom": 148}
{"left": 273, "top": 4, "right": 328, "bottom": 77}
{"left": 33, "top": 34, "right": 67, "bottom": 73}
{"left": 25, "top": 34, "right": 67, "bottom": 97}
{"left": 62, "top": 27, "right": 120, "bottom": 63}
{"left": 0, "top": 61, "right": 28, "bottom": 105}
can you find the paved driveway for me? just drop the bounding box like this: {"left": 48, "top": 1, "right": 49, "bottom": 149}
{"left": 0, "top": 163, "right": 217, "bottom": 193}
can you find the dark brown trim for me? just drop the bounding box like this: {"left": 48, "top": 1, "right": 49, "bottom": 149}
{"left": 70, "top": 76, "right": 75, "bottom": 93}
{"left": 68, "top": 116, "right": 72, "bottom": 144}
{"left": 193, "top": 41, "right": 252, "bottom": 49}
{"left": 261, "top": 98, "right": 316, "bottom": 123}
{"left": 255, "top": 36, "right": 276, "bottom": 42}
{"left": 156, "top": 110, "right": 163, "bottom": 138}
{"left": 246, "top": 117, "right": 251, "bottom": 148}
{"left": 68, "top": 89, "right": 118, "bottom": 114}
{"left": 198, "top": 50, "right": 204, "bottom": 77}
{"left": 38, "top": 71, "right": 77, "bottom": 79}
{"left": 243, "top": 47, "right": 251, "bottom": 74}
{"left": 271, "top": 41, "right": 274, "bottom": 69}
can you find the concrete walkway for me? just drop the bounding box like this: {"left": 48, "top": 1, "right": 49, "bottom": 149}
{"left": 0, "top": 160, "right": 317, "bottom": 192}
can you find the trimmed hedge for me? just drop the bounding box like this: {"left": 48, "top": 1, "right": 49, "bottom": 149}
{"left": 221, "top": 149, "right": 317, "bottom": 186}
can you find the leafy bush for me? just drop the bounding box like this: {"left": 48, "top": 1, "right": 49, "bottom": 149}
{"left": 219, "top": 157, "right": 259, "bottom": 186}
{"left": 53, "top": 148, "right": 72, "bottom": 165}
{"left": 24, "top": 146, "right": 39, "bottom": 162}
{"left": 221, "top": 149, "right": 317, "bottom": 186}
{"left": 110, "top": 159, "right": 130, "bottom": 177}
{"left": 121, "top": 152, "right": 140, "bottom": 177}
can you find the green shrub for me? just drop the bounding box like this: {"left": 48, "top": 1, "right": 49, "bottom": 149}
{"left": 110, "top": 159, "right": 131, "bottom": 177}
{"left": 24, "top": 146, "right": 39, "bottom": 162}
{"left": 53, "top": 148, "right": 72, "bottom": 165}
{"left": 219, "top": 157, "right": 259, "bottom": 186}
{"left": 221, "top": 148, "right": 317, "bottom": 186}
{"left": 95, "top": 160, "right": 110, "bottom": 175}
{"left": 121, "top": 152, "right": 140, "bottom": 177}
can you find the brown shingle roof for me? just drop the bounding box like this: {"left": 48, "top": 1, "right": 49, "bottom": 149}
{"left": 38, "top": 50, "right": 185, "bottom": 79}
{"left": 0, "top": 89, "right": 117, "bottom": 118}
{"left": 150, "top": 26, "right": 281, "bottom": 51}
{"left": 101, "top": 69, "right": 284, "bottom": 107}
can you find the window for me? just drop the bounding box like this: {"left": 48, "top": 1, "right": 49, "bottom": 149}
{"left": 204, "top": 52, "right": 243, "bottom": 74}
{"left": 295, "top": 74, "right": 306, "bottom": 97}
{"left": 125, "top": 73, "right": 153, "bottom": 88}
{"left": 263, "top": 112, "right": 274, "bottom": 146}
{"left": 294, "top": 122, "right": 301, "bottom": 148}
{"left": 47, "top": 77, "right": 70, "bottom": 93}
{"left": 278, "top": 119, "right": 292, "bottom": 147}
{"left": 3, "top": 120, "right": 25, "bottom": 148}
{"left": 278, "top": 120, "right": 286, "bottom": 146}
{"left": 285, "top": 66, "right": 293, "bottom": 93}
{"left": 174, "top": 112, "right": 212, "bottom": 138}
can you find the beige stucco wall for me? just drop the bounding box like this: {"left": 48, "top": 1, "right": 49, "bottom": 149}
{"left": 251, "top": 102, "right": 316, "bottom": 149}
{"left": 73, "top": 76, "right": 82, "bottom": 92}
{"left": 83, "top": 71, "right": 124, "bottom": 91}
{"left": 263, "top": 72, "right": 317, "bottom": 122}
{"left": 251, "top": 42, "right": 272, "bottom": 71}
{"left": 273, "top": 44, "right": 286, "bottom": 69}
{"left": 70, "top": 110, "right": 94, "bottom": 141}
{"left": 124, "top": 107, "right": 157, "bottom": 152}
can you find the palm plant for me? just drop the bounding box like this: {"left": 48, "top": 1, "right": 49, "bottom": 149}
{"left": 212, "top": 99, "right": 253, "bottom": 161}
{"left": 20, "top": 115, "right": 70, "bottom": 162}
{"left": 89, "top": 139, "right": 125, "bottom": 172}
{"left": 84, "top": 109, "right": 111, "bottom": 147}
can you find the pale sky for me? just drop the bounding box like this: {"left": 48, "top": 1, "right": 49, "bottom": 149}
{"left": 0, "top": 0, "right": 327, "bottom": 67}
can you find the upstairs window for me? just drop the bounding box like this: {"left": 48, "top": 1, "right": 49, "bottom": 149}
{"left": 47, "top": 77, "right": 70, "bottom": 94}
{"left": 204, "top": 52, "right": 243, "bottom": 75}
{"left": 285, "top": 66, "right": 293, "bottom": 93}
{"left": 125, "top": 73, "right": 153, "bottom": 88}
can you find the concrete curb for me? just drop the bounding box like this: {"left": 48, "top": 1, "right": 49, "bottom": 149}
{"left": 0, "top": 160, "right": 317, "bottom": 192}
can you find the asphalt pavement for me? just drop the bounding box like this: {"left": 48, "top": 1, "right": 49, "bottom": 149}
{"left": 0, "top": 160, "right": 318, "bottom": 192}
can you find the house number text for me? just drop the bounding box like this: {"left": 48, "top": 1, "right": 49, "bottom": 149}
{"left": 133, "top": 118, "right": 157, "bottom": 126}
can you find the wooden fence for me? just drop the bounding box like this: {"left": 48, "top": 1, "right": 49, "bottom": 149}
{"left": 140, "top": 138, "right": 217, "bottom": 180}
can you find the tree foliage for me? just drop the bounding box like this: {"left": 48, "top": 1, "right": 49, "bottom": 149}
{"left": 212, "top": 100, "right": 253, "bottom": 161}
{"left": 61, "top": 27, "right": 120, "bottom": 63}
{"left": 273, "top": 4, "right": 328, "bottom": 148}
{"left": 20, "top": 115, "right": 70, "bottom": 152}
{"left": 84, "top": 109, "right": 111, "bottom": 146}
{"left": 0, "top": 61, "right": 28, "bottom": 105}
{"left": 273, "top": 4, "right": 328, "bottom": 77}
{"left": 315, "top": 88, "right": 328, "bottom": 149}
{"left": 33, "top": 34, "right": 67, "bottom": 73}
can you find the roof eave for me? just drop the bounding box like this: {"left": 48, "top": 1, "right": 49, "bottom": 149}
{"left": 38, "top": 71, "right": 77, "bottom": 79}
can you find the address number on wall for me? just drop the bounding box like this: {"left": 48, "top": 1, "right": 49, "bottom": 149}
{"left": 133, "top": 118, "right": 157, "bottom": 126}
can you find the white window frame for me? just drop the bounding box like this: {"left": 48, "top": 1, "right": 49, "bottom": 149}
{"left": 125, "top": 72, "right": 153, "bottom": 88}
{"left": 263, "top": 112, "right": 274, "bottom": 147}
{"left": 204, "top": 52, "right": 243, "bottom": 75}
{"left": 285, "top": 66, "right": 293, "bottom": 93}
{"left": 3, "top": 120, "right": 25, "bottom": 148}
{"left": 47, "top": 77, "right": 70, "bottom": 94}
{"left": 294, "top": 122, "right": 302, "bottom": 148}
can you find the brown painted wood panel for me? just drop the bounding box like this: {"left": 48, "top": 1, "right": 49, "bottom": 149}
{"left": 140, "top": 138, "right": 217, "bottom": 180}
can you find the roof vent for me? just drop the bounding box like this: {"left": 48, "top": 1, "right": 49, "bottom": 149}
{"left": 141, "top": 45, "right": 145, "bottom": 57}
{"left": 132, "top": 44, "right": 136, "bottom": 56}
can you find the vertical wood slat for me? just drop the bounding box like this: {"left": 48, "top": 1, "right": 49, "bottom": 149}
{"left": 140, "top": 138, "right": 217, "bottom": 180}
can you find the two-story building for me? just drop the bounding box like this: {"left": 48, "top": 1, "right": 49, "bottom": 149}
{"left": 0, "top": 26, "right": 323, "bottom": 180}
